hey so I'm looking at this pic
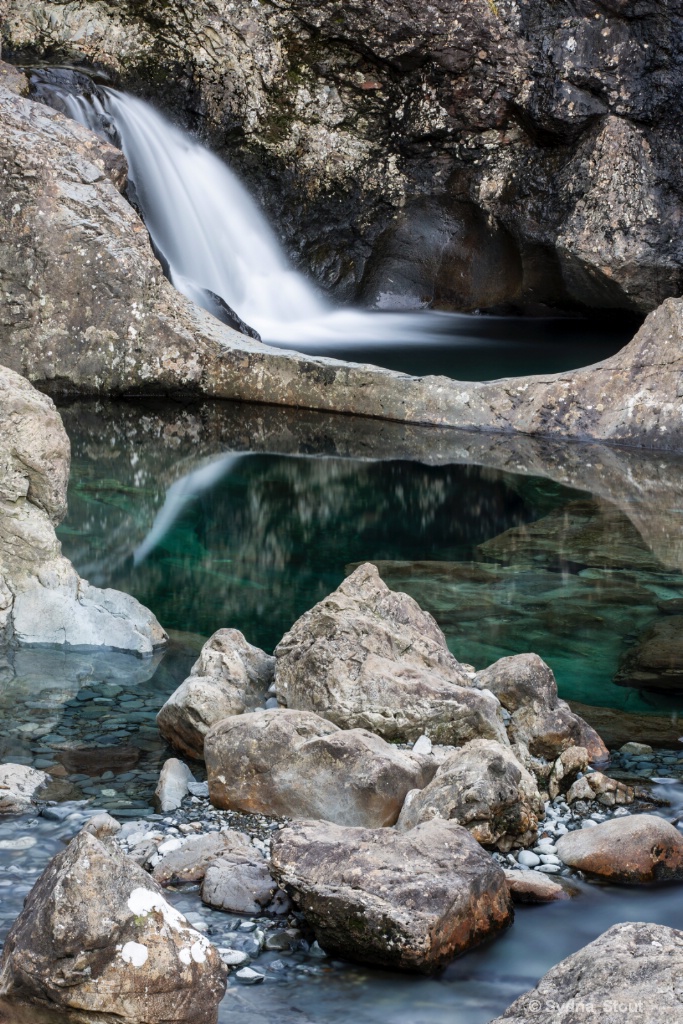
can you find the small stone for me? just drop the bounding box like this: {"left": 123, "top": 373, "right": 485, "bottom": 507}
{"left": 534, "top": 863, "right": 562, "bottom": 873}
{"left": 235, "top": 967, "right": 264, "bottom": 984}
{"left": 619, "top": 742, "right": 654, "bottom": 755}
{"left": 412, "top": 735, "right": 433, "bottom": 756}
{"left": 218, "top": 949, "right": 249, "bottom": 967}
{"left": 517, "top": 850, "right": 541, "bottom": 867}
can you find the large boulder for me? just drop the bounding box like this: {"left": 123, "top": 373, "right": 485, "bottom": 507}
{"left": 490, "top": 922, "right": 683, "bottom": 1024}
{"left": 0, "top": 361, "right": 166, "bottom": 652}
{"left": 555, "top": 814, "right": 683, "bottom": 883}
{"left": 614, "top": 617, "right": 683, "bottom": 693}
{"left": 274, "top": 563, "right": 507, "bottom": 745}
{"left": 397, "top": 739, "right": 544, "bottom": 852}
{"left": 474, "top": 654, "right": 607, "bottom": 762}
{"left": 0, "top": 764, "right": 48, "bottom": 814}
{"left": 157, "top": 629, "right": 275, "bottom": 760}
{"left": 0, "top": 831, "right": 226, "bottom": 1022}
{"left": 270, "top": 817, "right": 513, "bottom": 973}
{"left": 205, "top": 708, "right": 433, "bottom": 827}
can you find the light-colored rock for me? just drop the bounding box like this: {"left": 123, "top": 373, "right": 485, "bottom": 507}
{"left": 202, "top": 853, "right": 276, "bottom": 915}
{"left": 565, "top": 771, "right": 634, "bottom": 807}
{"left": 474, "top": 654, "right": 607, "bottom": 761}
{"left": 80, "top": 812, "right": 122, "bottom": 839}
{"left": 556, "top": 814, "right": 683, "bottom": 883}
{"left": 154, "top": 758, "right": 196, "bottom": 813}
{"left": 152, "top": 830, "right": 252, "bottom": 885}
{"left": 396, "top": 739, "right": 544, "bottom": 852}
{"left": 490, "top": 922, "right": 683, "bottom": 1024}
{"left": 275, "top": 563, "right": 507, "bottom": 745}
{"left": 205, "top": 708, "right": 433, "bottom": 827}
{"left": 503, "top": 869, "right": 569, "bottom": 904}
{"left": 0, "top": 764, "right": 48, "bottom": 814}
{"left": 157, "top": 629, "right": 275, "bottom": 760}
{"left": 547, "top": 746, "right": 589, "bottom": 799}
{"left": 620, "top": 742, "right": 653, "bottom": 755}
{"left": 0, "top": 832, "right": 226, "bottom": 1022}
{"left": 270, "top": 818, "right": 513, "bottom": 973}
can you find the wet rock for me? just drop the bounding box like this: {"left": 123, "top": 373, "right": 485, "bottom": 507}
{"left": 205, "top": 708, "right": 433, "bottom": 827}
{"left": 0, "top": 831, "right": 226, "bottom": 1022}
{"left": 154, "top": 758, "right": 196, "bottom": 813}
{"left": 152, "top": 830, "right": 253, "bottom": 885}
{"left": 474, "top": 654, "right": 607, "bottom": 762}
{"left": 275, "top": 563, "right": 507, "bottom": 745}
{"left": 0, "top": 764, "right": 48, "bottom": 814}
{"left": 157, "top": 629, "right": 275, "bottom": 760}
{"left": 503, "top": 869, "right": 569, "bottom": 904}
{"left": 201, "top": 853, "right": 276, "bottom": 915}
{"left": 490, "top": 922, "right": 683, "bottom": 1024}
{"left": 270, "top": 818, "right": 513, "bottom": 973}
{"left": 555, "top": 814, "right": 683, "bottom": 883}
{"left": 614, "top": 617, "right": 683, "bottom": 693}
{"left": 397, "top": 739, "right": 544, "bottom": 852}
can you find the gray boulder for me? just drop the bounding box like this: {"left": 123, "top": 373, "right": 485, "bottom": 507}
{"left": 205, "top": 707, "right": 433, "bottom": 827}
{"left": 474, "top": 654, "right": 608, "bottom": 761}
{"left": 0, "top": 831, "right": 226, "bottom": 1022}
{"left": 153, "top": 758, "right": 197, "bottom": 813}
{"left": 490, "top": 922, "right": 683, "bottom": 1024}
{"left": 202, "top": 853, "right": 276, "bottom": 915}
{"left": 157, "top": 629, "right": 275, "bottom": 760}
{"left": 0, "top": 764, "right": 48, "bottom": 814}
{"left": 152, "top": 830, "right": 253, "bottom": 885}
{"left": 275, "top": 563, "right": 507, "bottom": 745}
{"left": 397, "top": 739, "right": 544, "bottom": 852}
{"left": 555, "top": 814, "right": 683, "bottom": 884}
{"left": 270, "top": 818, "right": 513, "bottom": 973}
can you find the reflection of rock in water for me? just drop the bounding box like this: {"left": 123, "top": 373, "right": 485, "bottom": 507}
{"left": 477, "top": 498, "right": 664, "bottom": 573}
{"left": 615, "top": 616, "right": 683, "bottom": 694}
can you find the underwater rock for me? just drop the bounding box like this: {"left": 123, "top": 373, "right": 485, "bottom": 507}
{"left": 614, "top": 617, "right": 683, "bottom": 693}
{"left": 396, "top": 739, "right": 544, "bottom": 852}
{"left": 474, "top": 654, "right": 608, "bottom": 762}
{"left": 205, "top": 707, "right": 433, "bottom": 828}
{"left": 157, "top": 628, "right": 276, "bottom": 760}
{"left": 0, "top": 764, "right": 48, "bottom": 814}
{"left": 274, "top": 563, "right": 507, "bottom": 745}
{"left": 270, "top": 817, "right": 513, "bottom": 973}
{"left": 555, "top": 815, "right": 683, "bottom": 884}
{"left": 0, "top": 362, "right": 166, "bottom": 652}
{"left": 491, "top": 922, "right": 683, "bottom": 1024}
{"left": 0, "top": 831, "right": 227, "bottom": 1022}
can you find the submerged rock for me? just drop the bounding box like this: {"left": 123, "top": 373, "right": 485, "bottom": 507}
{"left": 555, "top": 814, "right": 683, "bottom": 883}
{"left": 614, "top": 616, "right": 683, "bottom": 693}
{"left": 205, "top": 707, "right": 433, "bottom": 827}
{"left": 0, "top": 831, "right": 226, "bottom": 1022}
{"left": 275, "top": 563, "right": 507, "bottom": 745}
{"left": 157, "top": 628, "right": 275, "bottom": 760}
{"left": 491, "top": 922, "right": 683, "bottom": 1024}
{"left": 270, "top": 818, "right": 513, "bottom": 973}
{"left": 0, "top": 764, "right": 48, "bottom": 814}
{"left": 474, "top": 654, "right": 607, "bottom": 762}
{"left": 397, "top": 739, "right": 543, "bottom": 851}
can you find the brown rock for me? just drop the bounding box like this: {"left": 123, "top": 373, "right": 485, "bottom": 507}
{"left": 396, "top": 739, "right": 544, "bottom": 852}
{"left": 556, "top": 814, "right": 683, "bottom": 883}
{"left": 205, "top": 708, "right": 433, "bottom": 827}
{"left": 270, "top": 818, "right": 513, "bottom": 973}
{"left": 565, "top": 771, "right": 634, "bottom": 807}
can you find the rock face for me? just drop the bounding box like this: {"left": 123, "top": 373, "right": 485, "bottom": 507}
{"left": 157, "top": 629, "right": 275, "bottom": 760}
{"left": 0, "top": 764, "right": 47, "bottom": 813}
{"left": 205, "top": 708, "right": 432, "bottom": 827}
{"left": 490, "top": 922, "right": 683, "bottom": 1024}
{"left": 270, "top": 818, "right": 513, "bottom": 973}
{"left": 397, "top": 739, "right": 544, "bottom": 852}
{"left": 614, "top": 617, "right": 683, "bottom": 693}
{"left": 0, "top": 73, "right": 681, "bottom": 451}
{"left": 0, "top": 362, "right": 166, "bottom": 652}
{"left": 5, "top": 0, "right": 683, "bottom": 317}
{"left": 0, "top": 831, "right": 226, "bottom": 1022}
{"left": 275, "top": 563, "right": 507, "bottom": 745}
{"left": 474, "top": 654, "right": 608, "bottom": 762}
{"left": 555, "top": 814, "right": 683, "bottom": 884}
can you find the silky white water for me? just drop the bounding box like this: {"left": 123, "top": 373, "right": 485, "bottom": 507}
{"left": 48, "top": 81, "right": 458, "bottom": 345}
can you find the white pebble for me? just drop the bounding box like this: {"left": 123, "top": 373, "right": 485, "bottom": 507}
{"left": 534, "top": 863, "right": 562, "bottom": 874}
{"left": 517, "top": 850, "right": 541, "bottom": 867}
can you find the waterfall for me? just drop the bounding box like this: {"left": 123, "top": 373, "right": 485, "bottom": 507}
{"left": 29, "top": 69, "right": 466, "bottom": 347}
